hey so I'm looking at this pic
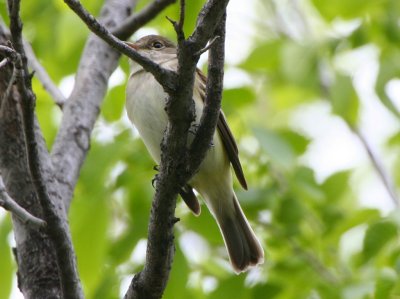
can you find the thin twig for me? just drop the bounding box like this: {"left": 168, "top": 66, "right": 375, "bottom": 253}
{"left": 166, "top": 0, "right": 185, "bottom": 42}
{"left": 194, "top": 35, "right": 220, "bottom": 56}
{"left": 112, "top": 0, "right": 176, "bottom": 40}
{"left": 0, "top": 176, "right": 46, "bottom": 229}
{"left": 0, "top": 45, "right": 17, "bottom": 107}
{"left": 0, "top": 57, "right": 9, "bottom": 68}
{"left": 318, "top": 62, "right": 399, "bottom": 208}
{"left": 354, "top": 128, "right": 399, "bottom": 206}
{"left": 7, "top": 0, "right": 84, "bottom": 298}
{"left": 63, "top": 0, "right": 178, "bottom": 93}
{"left": 23, "top": 40, "right": 66, "bottom": 108}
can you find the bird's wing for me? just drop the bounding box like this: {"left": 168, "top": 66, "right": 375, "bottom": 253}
{"left": 196, "top": 69, "right": 248, "bottom": 190}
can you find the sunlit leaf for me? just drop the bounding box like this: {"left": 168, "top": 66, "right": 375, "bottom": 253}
{"left": 362, "top": 220, "right": 398, "bottom": 262}
{"left": 0, "top": 217, "right": 13, "bottom": 299}
{"left": 375, "top": 268, "right": 397, "bottom": 299}
{"left": 329, "top": 74, "right": 359, "bottom": 125}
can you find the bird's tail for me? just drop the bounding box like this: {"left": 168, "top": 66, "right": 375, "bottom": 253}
{"left": 215, "top": 193, "right": 264, "bottom": 273}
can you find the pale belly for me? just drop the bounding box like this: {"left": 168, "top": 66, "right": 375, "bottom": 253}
{"left": 125, "top": 70, "right": 233, "bottom": 201}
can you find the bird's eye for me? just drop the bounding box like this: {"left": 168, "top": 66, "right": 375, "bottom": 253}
{"left": 152, "top": 41, "right": 164, "bottom": 49}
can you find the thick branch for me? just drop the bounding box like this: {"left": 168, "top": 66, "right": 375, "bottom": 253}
{"left": 112, "top": 0, "right": 177, "bottom": 40}
{"left": 0, "top": 176, "right": 46, "bottom": 229}
{"left": 52, "top": 0, "right": 135, "bottom": 209}
{"left": 65, "top": 0, "right": 229, "bottom": 297}
{"left": 7, "top": 0, "right": 83, "bottom": 298}
{"left": 189, "top": 0, "right": 229, "bottom": 50}
{"left": 124, "top": 2, "right": 228, "bottom": 299}
{"left": 1, "top": 23, "right": 62, "bottom": 297}
{"left": 187, "top": 14, "right": 226, "bottom": 176}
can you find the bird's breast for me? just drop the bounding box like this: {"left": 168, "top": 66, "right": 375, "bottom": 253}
{"left": 126, "top": 72, "right": 168, "bottom": 163}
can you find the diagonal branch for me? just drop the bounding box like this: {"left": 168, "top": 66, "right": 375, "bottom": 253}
{"left": 0, "top": 176, "right": 46, "bottom": 229}
{"left": 52, "top": 0, "right": 173, "bottom": 210}
{"left": 63, "top": 0, "right": 178, "bottom": 93}
{"left": 112, "top": 0, "right": 177, "bottom": 40}
{"left": 0, "top": 57, "right": 8, "bottom": 68}
{"left": 23, "top": 40, "right": 66, "bottom": 108}
{"left": 353, "top": 128, "right": 399, "bottom": 206}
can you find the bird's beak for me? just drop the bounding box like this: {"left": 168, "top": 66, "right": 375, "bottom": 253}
{"left": 124, "top": 41, "right": 139, "bottom": 50}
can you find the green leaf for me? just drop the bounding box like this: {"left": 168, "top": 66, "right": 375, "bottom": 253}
{"left": 252, "top": 282, "right": 282, "bottom": 298}
{"left": 209, "top": 275, "right": 250, "bottom": 299}
{"left": 222, "top": 87, "right": 256, "bottom": 114}
{"left": 253, "top": 127, "right": 296, "bottom": 170}
{"left": 0, "top": 217, "right": 13, "bottom": 299}
{"left": 280, "top": 42, "right": 318, "bottom": 89}
{"left": 362, "top": 220, "right": 398, "bottom": 262}
{"left": 330, "top": 74, "right": 359, "bottom": 125}
{"left": 311, "top": 0, "right": 385, "bottom": 20}
{"left": 70, "top": 193, "right": 110, "bottom": 296}
{"left": 102, "top": 83, "right": 126, "bottom": 122}
{"left": 375, "top": 268, "right": 397, "bottom": 299}
{"left": 375, "top": 50, "right": 400, "bottom": 120}
{"left": 321, "top": 171, "right": 351, "bottom": 202}
{"left": 240, "top": 41, "right": 282, "bottom": 72}
{"left": 163, "top": 247, "right": 190, "bottom": 299}
{"left": 279, "top": 130, "right": 309, "bottom": 156}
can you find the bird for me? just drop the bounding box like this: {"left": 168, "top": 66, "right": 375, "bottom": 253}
{"left": 125, "top": 35, "right": 264, "bottom": 273}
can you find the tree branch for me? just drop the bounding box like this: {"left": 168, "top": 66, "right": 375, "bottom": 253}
{"left": 7, "top": 0, "right": 83, "bottom": 298}
{"left": 63, "top": 0, "right": 178, "bottom": 93}
{"left": 0, "top": 176, "right": 46, "bottom": 229}
{"left": 0, "top": 57, "right": 9, "bottom": 68}
{"left": 52, "top": 0, "right": 135, "bottom": 210}
{"left": 64, "top": 0, "right": 229, "bottom": 297}
{"left": 23, "top": 40, "right": 66, "bottom": 108}
{"left": 353, "top": 128, "right": 399, "bottom": 206}
{"left": 187, "top": 14, "right": 226, "bottom": 176}
{"left": 112, "top": 0, "right": 177, "bottom": 40}
{"left": 124, "top": 2, "right": 228, "bottom": 299}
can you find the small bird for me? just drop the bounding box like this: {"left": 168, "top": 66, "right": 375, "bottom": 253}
{"left": 125, "top": 35, "right": 264, "bottom": 273}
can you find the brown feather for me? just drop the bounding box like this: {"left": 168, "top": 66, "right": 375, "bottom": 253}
{"left": 196, "top": 69, "right": 248, "bottom": 190}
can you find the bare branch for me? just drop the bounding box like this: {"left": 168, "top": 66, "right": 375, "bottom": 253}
{"left": 166, "top": 0, "right": 185, "bottom": 42}
{"left": 194, "top": 35, "right": 220, "bottom": 56}
{"left": 0, "top": 176, "right": 46, "bottom": 229}
{"left": 0, "top": 45, "right": 16, "bottom": 106}
{"left": 0, "top": 57, "right": 8, "bottom": 68}
{"left": 187, "top": 14, "right": 226, "bottom": 176}
{"left": 7, "top": 0, "right": 84, "bottom": 298}
{"left": 23, "top": 40, "right": 66, "bottom": 108}
{"left": 63, "top": 0, "right": 178, "bottom": 93}
{"left": 124, "top": 2, "right": 228, "bottom": 299}
{"left": 353, "top": 128, "right": 399, "bottom": 206}
{"left": 64, "top": 0, "right": 229, "bottom": 296}
{"left": 112, "top": 0, "right": 177, "bottom": 40}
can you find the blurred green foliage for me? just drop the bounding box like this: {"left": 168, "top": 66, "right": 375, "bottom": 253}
{"left": 1, "top": 0, "right": 400, "bottom": 298}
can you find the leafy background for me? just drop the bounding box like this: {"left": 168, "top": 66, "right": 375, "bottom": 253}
{"left": 1, "top": 0, "right": 400, "bottom": 298}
